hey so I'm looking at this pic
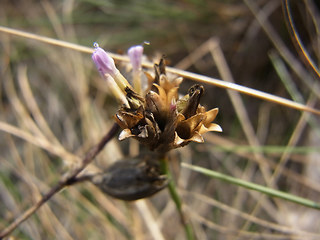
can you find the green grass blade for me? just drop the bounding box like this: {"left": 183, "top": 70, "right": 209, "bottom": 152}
{"left": 182, "top": 163, "right": 320, "bottom": 210}
{"left": 160, "top": 158, "right": 194, "bottom": 240}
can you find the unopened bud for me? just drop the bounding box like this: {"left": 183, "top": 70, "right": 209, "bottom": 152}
{"left": 128, "top": 45, "right": 143, "bottom": 72}
{"left": 92, "top": 42, "right": 132, "bottom": 93}
{"left": 92, "top": 43, "right": 118, "bottom": 76}
{"left": 128, "top": 45, "right": 144, "bottom": 94}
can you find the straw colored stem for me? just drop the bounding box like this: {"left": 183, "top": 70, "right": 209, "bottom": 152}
{"left": 1, "top": 26, "right": 319, "bottom": 115}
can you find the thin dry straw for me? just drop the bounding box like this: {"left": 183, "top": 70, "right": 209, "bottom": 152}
{"left": 0, "top": 123, "right": 120, "bottom": 238}
{"left": 283, "top": 0, "right": 320, "bottom": 79}
{"left": 0, "top": 26, "right": 320, "bottom": 115}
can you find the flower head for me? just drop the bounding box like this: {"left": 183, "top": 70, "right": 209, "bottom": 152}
{"left": 92, "top": 43, "right": 222, "bottom": 152}
{"left": 91, "top": 45, "right": 222, "bottom": 201}
{"left": 114, "top": 58, "right": 222, "bottom": 152}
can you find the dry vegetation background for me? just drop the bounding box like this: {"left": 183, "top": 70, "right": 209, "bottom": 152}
{"left": 1, "top": 0, "right": 320, "bottom": 239}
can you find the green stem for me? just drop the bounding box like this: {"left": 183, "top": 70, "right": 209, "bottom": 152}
{"left": 182, "top": 162, "right": 320, "bottom": 210}
{"left": 160, "top": 156, "right": 194, "bottom": 240}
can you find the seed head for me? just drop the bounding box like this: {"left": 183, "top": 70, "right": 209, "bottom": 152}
{"left": 115, "top": 58, "right": 222, "bottom": 152}
{"left": 90, "top": 153, "right": 168, "bottom": 201}
{"left": 92, "top": 44, "right": 222, "bottom": 152}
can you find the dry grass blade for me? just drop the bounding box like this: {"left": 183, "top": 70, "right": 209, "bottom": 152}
{"left": 17, "top": 65, "right": 62, "bottom": 147}
{"left": 0, "top": 124, "right": 119, "bottom": 238}
{"left": 283, "top": 0, "right": 320, "bottom": 79}
{"left": 135, "top": 200, "right": 165, "bottom": 240}
{"left": 1, "top": 1, "right": 320, "bottom": 238}
{"left": 0, "top": 121, "right": 74, "bottom": 161}
{"left": 184, "top": 191, "right": 320, "bottom": 238}
{"left": 0, "top": 26, "right": 319, "bottom": 115}
{"left": 184, "top": 204, "right": 304, "bottom": 240}
{"left": 208, "top": 38, "right": 271, "bottom": 185}
{"left": 245, "top": 0, "right": 320, "bottom": 99}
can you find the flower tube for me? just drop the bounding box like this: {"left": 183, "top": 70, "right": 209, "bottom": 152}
{"left": 128, "top": 45, "right": 144, "bottom": 94}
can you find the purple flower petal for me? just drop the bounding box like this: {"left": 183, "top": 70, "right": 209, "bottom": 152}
{"left": 92, "top": 44, "right": 117, "bottom": 76}
{"left": 128, "top": 45, "right": 144, "bottom": 72}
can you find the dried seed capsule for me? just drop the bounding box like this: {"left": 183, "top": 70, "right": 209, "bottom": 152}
{"left": 180, "top": 84, "right": 204, "bottom": 119}
{"left": 105, "top": 57, "right": 222, "bottom": 152}
{"left": 90, "top": 153, "right": 168, "bottom": 201}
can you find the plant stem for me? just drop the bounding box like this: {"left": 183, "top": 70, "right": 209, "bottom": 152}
{"left": 160, "top": 156, "right": 194, "bottom": 240}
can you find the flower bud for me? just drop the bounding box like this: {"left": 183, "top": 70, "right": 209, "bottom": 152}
{"left": 128, "top": 45, "right": 144, "bottom": 94}
{"left": 128, "top": 45, "right": 144, "bottom": 72}
{"left": 92, "top": 42, "right": 132, "bottom": 93}
{"left": 92, "top": 43, "right": 118, "bottom": 76}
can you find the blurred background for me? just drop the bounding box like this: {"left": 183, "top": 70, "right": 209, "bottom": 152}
{"left": 1, "top": 0, "right": 320, "bottom": 239}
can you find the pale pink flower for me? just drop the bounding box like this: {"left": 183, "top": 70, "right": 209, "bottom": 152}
{"left": 127, "top": 45, "right": 143, "bottom": 72}
{"left": 92, "top": 43, "right": 117, "bottom": 76}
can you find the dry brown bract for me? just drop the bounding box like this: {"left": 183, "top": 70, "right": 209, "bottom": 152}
{"left": 115, "top": 59, "right": 222, "bottom": 152}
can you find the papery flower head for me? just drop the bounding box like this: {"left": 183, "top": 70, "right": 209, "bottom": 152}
{"left": 91, "top": 43, "right": 222, "bottom": 152}
{"left": 90, "top": 46, "right": 222, "bottom": 201}
{"left": 114, "top": 58, "right": 222, "bottom": 152}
